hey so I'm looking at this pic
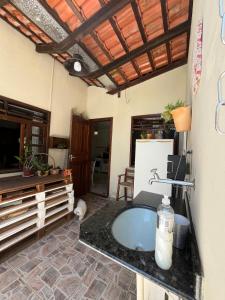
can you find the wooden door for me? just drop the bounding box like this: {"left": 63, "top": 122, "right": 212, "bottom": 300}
{"left": 69, "top": 115, "right": 90, "bottom": 197}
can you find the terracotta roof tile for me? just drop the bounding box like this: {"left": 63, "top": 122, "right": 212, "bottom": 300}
{"left": 137, "top": 0, "right": 164, "bottom": 40}
{"left": 168, "top": 0, "right": 189, "bottom": 29}
{"left": 135, "top": 53, "right": 152, "bottom": 74}
{"left": 114, "top": 4, "right": 143, "bottom": 51}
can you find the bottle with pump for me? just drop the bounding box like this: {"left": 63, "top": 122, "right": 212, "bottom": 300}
{"left": 155, "top": 195, "right": 174, "bottom": 270}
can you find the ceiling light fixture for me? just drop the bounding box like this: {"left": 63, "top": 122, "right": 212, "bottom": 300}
{"left": 64, "top": 54, "right": 89, "bottom": 77}
{"left": 73, "top": 61, "right": 82, "bottom": 72}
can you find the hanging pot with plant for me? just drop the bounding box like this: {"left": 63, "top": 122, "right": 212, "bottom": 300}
{"left": 171, "top": 106, "right": 191, "bottom": 132}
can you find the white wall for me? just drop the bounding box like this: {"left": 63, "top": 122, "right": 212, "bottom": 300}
{"left": 187, "top": 1, "right": 225, "bottom": 299}
{"left": 86, "top": 66, "right": 187, "bottom": 196}
{"left": 0, "top": 19, "right": 87, "bottom": 169}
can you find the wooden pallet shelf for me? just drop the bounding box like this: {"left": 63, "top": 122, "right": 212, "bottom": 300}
{"left": 0, "top": 174, "right": 74, "bottom": 252}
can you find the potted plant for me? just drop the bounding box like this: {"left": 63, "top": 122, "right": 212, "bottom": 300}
{"left": 15, "top": 144, "right": 34, "bottom": 177}
{"left": 32, "top": 154, "right": 51, "bottom": 177}
{"left": 161, "top": 100, "right": 191, "bottom": 132}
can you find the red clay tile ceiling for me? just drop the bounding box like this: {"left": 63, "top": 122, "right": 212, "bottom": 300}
{"left": 0, "top": 0, "right": 192, "bottom": 94}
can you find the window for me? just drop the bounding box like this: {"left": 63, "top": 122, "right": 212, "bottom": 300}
{"left": 0, "top": 95, "right": 50, "bottom": 173}
{"left": 130, "top": 114, "right": 179, "bottom": 166}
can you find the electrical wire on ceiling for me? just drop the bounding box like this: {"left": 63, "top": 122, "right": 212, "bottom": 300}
{"left": 125, "top": 89, "right": 131, "bottom": 104}
{"left": 50, "top": 57, "right": 55, "bottom": 112}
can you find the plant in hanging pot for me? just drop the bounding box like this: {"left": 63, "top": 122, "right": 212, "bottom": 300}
{"left": 15, "top": 144, "right": 34, "bottom": 177}
{"left": 161, "top": 100, "right": 191, "bottom": 133}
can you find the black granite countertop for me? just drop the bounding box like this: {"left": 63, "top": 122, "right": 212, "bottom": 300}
{"left": 79, "top": 192, "right": 202, "bottom": 300}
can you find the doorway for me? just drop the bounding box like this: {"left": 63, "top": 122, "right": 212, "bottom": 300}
{"left": 89, "top": 118, "right": 113, "bottom": 197}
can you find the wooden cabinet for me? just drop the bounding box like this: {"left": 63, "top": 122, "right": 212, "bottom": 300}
{"left": 137, "top": 274, "right": 180, "bottom": 300}
{"left": 0, "top": 175, "right": 74, "bottom": 252}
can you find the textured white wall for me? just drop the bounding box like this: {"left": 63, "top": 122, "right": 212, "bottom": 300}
{"left": 0, "top": 19, "right": 87, "bottom": 169}
{"left": 187, "top": 1, "right": 225, "bottom": 299}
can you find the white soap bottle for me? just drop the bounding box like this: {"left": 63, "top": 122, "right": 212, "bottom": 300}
{"left": 155, "top": 195, "right": 174, "bottom": 270}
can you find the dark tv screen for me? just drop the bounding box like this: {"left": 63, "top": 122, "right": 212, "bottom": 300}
{"left": 0, "top": 120, "right": 20, "bottom": 171}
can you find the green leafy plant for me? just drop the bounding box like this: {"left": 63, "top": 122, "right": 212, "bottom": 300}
{"left": 15, "top": 144, "right": 34, "bottom": 170}
{"left": 32, "top": 156, "right": 51, "bottom": 174}
{"left": 161, "top": 100, "right": 185, "bottom": 123}
{"left": 140, "top": 131, "right": 147, "bottom": 139}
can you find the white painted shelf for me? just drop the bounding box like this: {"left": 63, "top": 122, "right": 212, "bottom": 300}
{"left": 0, "top": 177, "right": 74, "bottom": 252}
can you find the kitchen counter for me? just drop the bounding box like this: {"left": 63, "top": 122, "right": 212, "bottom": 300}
{"left": 79, "top": 191, "right": 202, "bottom": 300}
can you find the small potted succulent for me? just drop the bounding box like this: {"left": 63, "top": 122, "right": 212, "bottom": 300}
{"left": 161, "top": 100, "right": 191, "bottom": 133}
{"left": 50, "top": 166, "right": 61, "bottom": 175}
{"left": 15, "top": 144, "right": 34, "bottom": 177}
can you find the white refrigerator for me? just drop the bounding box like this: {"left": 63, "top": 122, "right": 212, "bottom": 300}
{"left": 134, "top": 139, "right": 174, "bottom": 197}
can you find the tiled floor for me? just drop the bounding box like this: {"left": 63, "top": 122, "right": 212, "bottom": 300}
{"left": 0, "top": 194, "right": 136, "bottom": 300}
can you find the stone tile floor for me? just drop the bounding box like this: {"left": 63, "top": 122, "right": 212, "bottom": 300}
{"left": 0, "top": 194, "right": 136, "bottom": 300}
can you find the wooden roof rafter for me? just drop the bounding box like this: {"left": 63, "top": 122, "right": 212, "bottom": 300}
{"left": 87, "top": 20, "right": 190, "bottom": 79}
{"left": 130, "top": 0, "right": 155, "bottom": 71}
{"left": 98, "top": 0, "right": 141, "bottom": 77}
{"left": 36, "top": 0, "right": 131, "bottom": 53}
{"left": 160, "top": 0, "right": 172, "bottom": 64}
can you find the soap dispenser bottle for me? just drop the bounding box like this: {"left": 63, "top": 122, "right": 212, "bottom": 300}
{"left": 155, "top": 195, "right": 174, "bottom": 270}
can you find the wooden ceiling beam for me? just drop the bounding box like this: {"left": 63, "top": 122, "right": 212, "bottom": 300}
{"left": 87, "top": 21, "right": 190, "bottom": 79}
{"left": 160, "top": 0, "right": 172, "bottom": 64}
{"left": 130, "top": 0, "right": 155, "bottom": 70}
{"left": 36, "top": 0, "right": 131, "bottom": 53}
{"left": 107, "top": 58, "right": 187, "bottom": 95}
{"left": 108, "top": 17, "right": 141, "bottom": 77}
{"left": 187, "top": 0, "right": 193, "bottom": 56}
{"left": 97, "top": 0, "right": 141, "bottom": 77}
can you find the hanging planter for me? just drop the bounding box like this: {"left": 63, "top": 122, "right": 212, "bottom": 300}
{"left": 161, "top": 100, "right": 192, "bottom": 133}
{"left": 171, "top": 106, "right": 192, "bottom": 132}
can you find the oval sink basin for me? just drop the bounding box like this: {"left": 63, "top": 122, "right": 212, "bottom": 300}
{"left": 111, "top": 207, "right": 157, "bottom": 251}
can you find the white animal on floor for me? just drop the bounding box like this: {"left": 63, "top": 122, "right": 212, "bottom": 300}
{"left": 74, "top": 199, "right": 87, "bottom": 221}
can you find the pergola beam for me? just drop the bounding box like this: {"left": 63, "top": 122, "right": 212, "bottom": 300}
{"left": 130, "top": 0, "right": 155, "bottom": 70}
{"left": 36, "top": 0, "right": 131, "bottom": 53}
{"left": 107, "top": 58, "right": 187, "bottom": 95}
{"left": 160, "top": 0, "right": 172, "bottom": 64}
{"left": 87, "top": 21, "right": 190, "bottom": 79}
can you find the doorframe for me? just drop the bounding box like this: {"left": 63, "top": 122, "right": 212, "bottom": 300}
{"left": 89, "top": 117, "right": 113, "bottom": 198}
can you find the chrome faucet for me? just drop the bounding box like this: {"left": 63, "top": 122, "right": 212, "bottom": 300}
{"left": 149, "top": 168, "right": 195, "bottom": 188}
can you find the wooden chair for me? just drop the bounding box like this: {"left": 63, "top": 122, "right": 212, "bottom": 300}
{"left": 116, "top": 167, "right": 134, "bottom": 201}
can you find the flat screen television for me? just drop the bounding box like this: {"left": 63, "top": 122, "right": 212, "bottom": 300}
{"left": 0, "top": 120, "right": 20, "bottom": 172}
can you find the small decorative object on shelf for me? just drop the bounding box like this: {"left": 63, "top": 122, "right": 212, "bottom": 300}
{"left": 15, "top": 144, "right": 34, "bottom": 177}
{"left": 63, "top": 169, "right": 72, "bottom": 182}
{"left": 49, "top": 136, "right": 69, "bottom": 149}
{"left": 50, "top": 166, "right": 61, "bottom": 175}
